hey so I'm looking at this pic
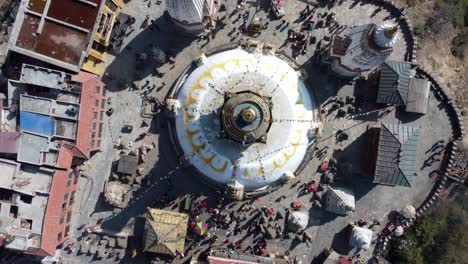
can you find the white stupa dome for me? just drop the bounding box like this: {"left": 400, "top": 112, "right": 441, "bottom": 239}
{"left": 174, "top": 48, "right": 316, "bottom": 191}
{"left": 373, "top": 22, "right": 399, "bottom": 49}
{"left": 166, "top": 0, "right": 214, "bottom": 25}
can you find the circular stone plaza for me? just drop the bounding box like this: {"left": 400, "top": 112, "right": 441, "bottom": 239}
{"left": 77, "top": 0, "right": 465, "bottom": 263}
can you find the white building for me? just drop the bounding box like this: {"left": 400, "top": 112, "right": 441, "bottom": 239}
{"left": 324, "top": 187, "right": 355, "bottom": 215}
{"left": 324, "top": 22, "right": 399, "bottom": 78}
{"left": 171, "top": 44, "right": 317, "bottom": 192}
{"left": 166, "top": 0, "right": 218, "bottom": 34}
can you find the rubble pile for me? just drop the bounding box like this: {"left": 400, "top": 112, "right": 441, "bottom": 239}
{"left": 104, "top": 181, "right": 132, "bottom": 208}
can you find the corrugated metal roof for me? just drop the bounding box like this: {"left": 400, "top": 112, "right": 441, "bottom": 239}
{"left": 406, "top": 78, "right": 430, "bottom": 114}
{"left": 377, "top": 61, "right": 412, "bottom": 105}
{"left": 374, "top": 123, "right": 420, "bottom": 187}
{"left": 143, "top": 208, "right": 188, "bottom": 256}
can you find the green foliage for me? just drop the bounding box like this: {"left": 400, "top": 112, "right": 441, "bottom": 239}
{"left": 451, "top": 30, "right": 468, "bottom": 58}
{"left": 434, "top": 0, "right": 467, "bottom": 29}
{"left": 387, "top": 202, "right": 468, "bottom": 264}
{"left": 413, "top": 26, "right": 424, "bottom": 36}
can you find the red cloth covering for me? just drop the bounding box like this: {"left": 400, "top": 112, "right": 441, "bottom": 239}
{"left": 321, "top": 161, "right": 330, "bottom": 172}
{"left": 338, "top": 257, "right": 352, "bottom": 264}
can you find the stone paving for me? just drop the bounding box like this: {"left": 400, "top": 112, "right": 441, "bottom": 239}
{"left": 59, "top": 0, "right": 453, "bottom": 263}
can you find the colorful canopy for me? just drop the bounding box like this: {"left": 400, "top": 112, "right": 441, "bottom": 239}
{"left": 394, "top": 225, "right": 404, "bottom": 237}
{"left": 195, "top": 222, "right": 208, "bottom": 236}
{"left": 400, "top": 204, "right": 416, "bottom": 219}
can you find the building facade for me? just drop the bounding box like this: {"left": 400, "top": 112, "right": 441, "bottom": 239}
{"left": 82, "top": 0, "right": 125, "bottom": 76}
{"left": 0, "top": 64, "right": 106, "bottom": 256}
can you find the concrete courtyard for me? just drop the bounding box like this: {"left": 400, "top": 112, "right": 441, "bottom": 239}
{"left": 59, "top": 0, "right": 453, "bottom": 263}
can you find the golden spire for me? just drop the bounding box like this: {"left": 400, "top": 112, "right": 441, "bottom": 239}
{"left": 384, "top": 26, "right": 398, "bottom": 39}
{"left": 242, "top": 107, "right": 257, "bottom": 123}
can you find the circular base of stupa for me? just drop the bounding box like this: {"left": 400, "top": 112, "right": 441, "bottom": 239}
{"left": 169, "top": 43, "right": 316, "bottom": 192}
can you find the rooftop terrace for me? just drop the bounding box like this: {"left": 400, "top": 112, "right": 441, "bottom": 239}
{"left": 0, "top": 158, "right": 53, "bottom": 195}
{"left": 20, "top": 64, "right": 82, "bottom": 93}
{"left": 16, "top": 131, "right": 58, "bottom": 166}
{"left": 0, "top": 159, "right": 53, "bottom": 252}
{"left": 8, "top": 0, "right": 103, "bottom": 72}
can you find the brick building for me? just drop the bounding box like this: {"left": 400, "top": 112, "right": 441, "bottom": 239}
{"left": 0, "top": 64, "right": 106, "bottom": 256}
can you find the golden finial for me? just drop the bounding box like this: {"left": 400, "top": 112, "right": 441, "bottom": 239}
{"left": 384, "top": 26, "right": 398, "bottom": 39}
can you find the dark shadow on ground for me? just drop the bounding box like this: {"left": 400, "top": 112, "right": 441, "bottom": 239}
{"left": 331, "top": 224, "right": 352, "bottom": 255}
{"left": 311, "top": 249, "right": 333, "bottom": 264}
{"left": 332, "top": 130, "right": 376, "bottom": 200}
{"left": 147, "top": 111, "right": 165, "bottom": 135}
{"left": 89, "top": 193, "right": 115, "bottom": 217}
{"left": 103, "top": 15, "right": 197, "bottom": 92}
{"left": 351, "top": 78, "right": 382, "bottom": 122}
{"left": 302, "top": 60, "right": 341, "bottom": 108}
{"left": 395, "top": 107, "right": 424, "bottom": 123}
{"left": 319, "top": 209, "right": 341, "bottom": 225}
{"left": 387, "top": 210, "right": 399, "bottom": 222}
{"left": 100, "top": 112, "right": 221, "bottom": 233}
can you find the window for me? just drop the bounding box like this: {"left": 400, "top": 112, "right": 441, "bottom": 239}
{"left": 74, "top": 174, "right": 78, "bottom": 185}
{"left": 64, "top": 193, "right": 68, "bottom": 201}
{"left": 93, "top": 112, "right": 98, "bottom": 119}
{"left": 20, "top": 194, "right": 33, "bottom": 204}
{"left": 20, "top": 219, "right": 32, "bottom": 229}
{"left": 93, "top": 123, "right": 97, "bottom": 130}
{"left": 66, "top": 212, "right": 72, "bottom": 223}
{"left": 96, "top": 86, "right": 100, "bottom": 94}
{"left": 95, "top": 100, "right": 99, "bottom": 107}
{"left": 9, "top": 205, "right": 18, "bottom": 218}
{"left": 91, "top": 140, "right": 95, "bottom": 148}
{"left": 0, "top": 188, "right": 15, "bottom": 203}
{"left": 101, "top": 99, "right": 106, "bottom": 109}
{"left": 97, "top": 140, "right": 101, "bottom": 148}
{"left": 106, "top": 0, "right": 118, "bottom": 11}
{"left": 102, "top": 87, "right": 106, "bottom": 96}
{"left": 60, "top": 216, "right": 64, "bottom": 224}
{"left": 64, "top": 225, "right": 70, "bottom": 236}
{"left": 70, "top": 191, "right": 76, "bottom": 205}
{"left": 62, "top": 202, "right": 67, "bottom": 210}
{"left": 98, "top": 123, "right": 103, "bottom": 137}
{"left": 92, "top": 41, "right": 106, "bottom": 53}
{"left": 100, "top": 111, "right": 104, "bottom": 121}
{"left": 66, "top": 180, "right": 71, "bottom": 187}
{"left": 57, "top": 232, "right": 62, "bottom": 241}
{"left": 68, "top": 172, "right": 74, "bottom": 179}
